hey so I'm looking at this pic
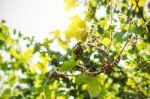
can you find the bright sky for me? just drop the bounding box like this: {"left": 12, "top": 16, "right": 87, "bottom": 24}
{"left": 0, "top": 0, "right": 70, "bottom": 40}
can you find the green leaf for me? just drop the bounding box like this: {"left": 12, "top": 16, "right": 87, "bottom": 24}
{"left": 87, "top": 77, "right": 100, "bottom": 97}
{"left": 76, "top": 75, "right": 101, "bottom": 97}
{"left": 146, "top": 55, "right": 150, "bottom": 60}
{"left": 1, "top": 88, "right": 11, "bottom": 97}
{"left": 0, "top": 22, "right": 9, "bottom": 37}
{"left": 99, "top": 89, "right": 109, "bottom": 98}
{"left": 129, "top": 24, "right": 146, "bottom": 34}
{"left": 110, "top": 24, "right": 116, "bottom": 30}
{"left": 43, "top": 86, "right": 51, "bottom": 98}
{"left": 98, "top": 18, "right": 109, "bottom": 31}
{"left": 60, "top": 58, "right": 76, "bottom": 72}
{"left": 71, "top": 53, "right": 76, "bottom": 59}
{"left": 113, "top": 32, "right": 124, "bottom": 42}
{"left": 128, "top": 48, "right": 137, "bottom": 54}
{"left": 75, "top": 74, "right": 89, "bottom": 84}
{"left": 122, "top": 54, "right": 128, "bottom": 60}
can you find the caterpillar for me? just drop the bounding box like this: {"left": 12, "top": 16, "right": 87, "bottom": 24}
{"left": 100, "top": 63, "right": 111, "bottom": 73}
{"left": 73, "top": 42, "right": 83, "bottom": 60}
{"left": 111, "top": 56, "right": 121, "bottom": 67}
{"left": 45, "top": 72, "right": 65, "bottom": 79}
{"left": 99, "top": 56, "right": 121, "bottom": 73}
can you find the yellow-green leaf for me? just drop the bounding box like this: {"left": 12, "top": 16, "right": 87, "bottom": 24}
{"left": 65, "top": 15, "right": 87, "bottom": 42}
{"left": 58, "top": 39, "right": 68, "bottom": 49}
{"left": 64, "top": 0, "right": 77, "bottom": 10}
{"left": 9, "top": 48, "right": 21, "bottom": 59}
{"left": 22, "top": 48, "right": 33, "bottom": 63}
{"left": 129, "top": 0, "right": 146, "bottom": 7}
{"left": 51, "top": 29, "right": 60, "bottom": 38}
{"left": 100, "top": 38, "right": 111, "bottom": 46}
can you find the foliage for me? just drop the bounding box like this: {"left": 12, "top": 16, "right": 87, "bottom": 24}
{"left": 0, "top": 0, "right": 150, "bottom": 98}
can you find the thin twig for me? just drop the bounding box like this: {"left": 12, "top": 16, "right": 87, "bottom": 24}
{"left": 118, "top": 38, "right": 129, "bottom": 56}
{"left": 118, "top": 4, "right": 137, "bottom": 56}
{"left": 108, "top": 0, "right": 113, "bottom": 50}
{"left": 87, "top": 42, "right": 106, "bottom": 54}
{"left": 135, "top": 0, "right": 145, "bottom": 22}
{"left": 134, "top": 0, "right": 150, "bottom": 30}
{"left": 77, "top": 64, "right": 88, "bottom": 70}
{"left": 43, "top": 72, "right": 51, "bottom": 86}
{"left": 65, "top": 74, "right": 79, "bottom": 77}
